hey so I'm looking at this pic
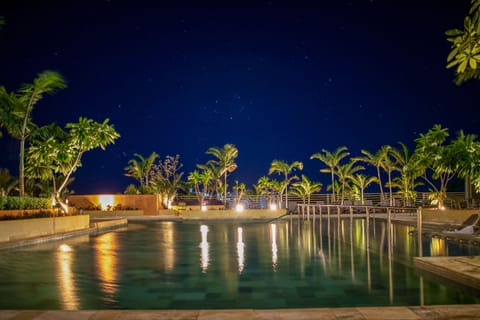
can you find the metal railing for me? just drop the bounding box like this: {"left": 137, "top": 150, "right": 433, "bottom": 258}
{"left": 175, "top": 191, "right": 471, "bottom": 210}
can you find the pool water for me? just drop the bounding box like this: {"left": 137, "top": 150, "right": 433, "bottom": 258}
{"left": 0, "top": 218, "right": 479, "bottom": 309}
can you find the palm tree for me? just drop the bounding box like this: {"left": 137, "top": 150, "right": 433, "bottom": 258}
{"left": 233, "top": 180, "right": 246, "bottom": 206}
{"left": 197, "top": 162, "right": 222, "bottom": 198}
{"left": 311, "top": 146, "right": 349, "bottom": 203}
{"left": 349, "top": 174, "right": 378, "bottom": 204}
{"left": 124, "top": 152, "right": 159, "bottom": 192}
{"left": 291, "top": 174, "right": 322, "bottom": 205}
{"left": 355, "top": 148, "right": 387, "bottom": 202}
{"left": 378, "top": 145, "right": 399, "bottom": 206}
{"left": 0, "top": 71, "right": 67, "bottom": 196}
{"left": 206, "top": 144, "right": 238, "bottom": 207}
{"left": 336, "top": 161, "right": 364, "bottom": 204}
{"left": 268, "top": 159, "right": 303, "bottom": 209}
{"left": 188, "top": 170, "right": 210, "bottom": 205}
{"left": 389, "top": 142, "right": 422, "bottom": 206}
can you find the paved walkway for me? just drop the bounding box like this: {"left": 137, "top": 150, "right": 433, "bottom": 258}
{"left": 414, "top": 256, "right": 480, "bottom": 289}
{"left": 1, "top": 305, "right": 480, "bottom": 319}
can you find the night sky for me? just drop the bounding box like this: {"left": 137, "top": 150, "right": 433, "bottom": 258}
{"left": 0, "top": 0, "right": 478, "bottom": 194}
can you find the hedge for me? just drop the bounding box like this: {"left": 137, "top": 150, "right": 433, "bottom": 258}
{"left": 0, "top": 196, "right": 51, "bottom": 210}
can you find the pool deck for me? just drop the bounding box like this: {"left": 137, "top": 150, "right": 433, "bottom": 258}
{"left": 414, "top": 256, "right": 480, "bottom": 290}
{"left": 1, "top": 305, "right": 480, "bottom": 320}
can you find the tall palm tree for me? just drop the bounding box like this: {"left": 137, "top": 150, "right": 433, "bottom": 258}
{"left": 268, "top": 159, "right": 303, "bottom": 209}
{"left": 311, "top": 146, "right": 349, "bottom": 203}
{"left": 206, "top": 144, "right": 238, "bottom": 207}
{"left": 197, "top": 162, "right": 222, "bottom": 198}
{"left": 188, "top": 170, "right": 209, "bottom": 205}
{"left": 389, "top": 142, "right": 422, "bottom": 206}
{"left": 124, "top": 152, "right": 159, "bottom": 191}
{"left": 378, "top": 145, "right": 398, "bottom": 206}
{"left": 355, "top": 148, "right": 387, "bottom": 202}
{"left": 0, "top": 71, "right": 67, "bottom": 196}
{"left": 291, "top": 174, "right": 322, "bottom": 205}
{"left": 336, "top": 161, "right": 364, "bottom": 204}
{"left": 349, "top": 174, "right": 378, "bottom": 204}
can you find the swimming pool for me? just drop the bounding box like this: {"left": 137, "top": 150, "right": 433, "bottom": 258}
{"left": 0, "top": 217, "right": 479, "bottom": 309}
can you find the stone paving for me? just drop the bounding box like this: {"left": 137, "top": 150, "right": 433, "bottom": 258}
{"left": 1, "top": 305, "right": 480, "bottom": 320}
{"left": 414, "top": 256, "right": 480, "bottom": 290}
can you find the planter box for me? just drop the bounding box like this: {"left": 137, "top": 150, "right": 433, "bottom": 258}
{"left": 0, "top": 215, "right": 90, "bottom": 243}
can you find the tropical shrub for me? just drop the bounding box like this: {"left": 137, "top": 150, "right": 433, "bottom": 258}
{"left": 0, "top": 196, "right": 51, "bottom": 210}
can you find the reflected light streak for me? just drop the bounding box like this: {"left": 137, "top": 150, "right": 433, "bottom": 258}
{"left": 56, "top": 244, "right": 79, "bottom": 310}
{"left": 200, "top": 225, "right": 210, "bottom": 272}
{"left": 430, "top": 237, "right": 447, "bottom": 256}
{"left": 271, "top": 224, "right": 278, "bottom": 270}
{"left": 94, "top": 233, "right": 119, "bottom": 301}
{"left": 237, "top": 227, "right": 245, "bottom": 273}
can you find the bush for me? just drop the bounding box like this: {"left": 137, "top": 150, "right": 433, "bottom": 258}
{"left": 0, "top": 210, "right": 54, "bottom": 221}
{"left": 0, "top": 196, "right": 51, "bottom": 210}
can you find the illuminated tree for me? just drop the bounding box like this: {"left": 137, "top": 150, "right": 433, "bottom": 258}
{"left": 256, "top": 176, "right": 281, "bottom": 207}
{"left": 311, "top": 146, "right": 349, "bottom": 203}
{"left": 124, "top": 152, "right": 158, "bottom": 193}
{"left": 446, "top": 131, "right": 480, "bottom": 204}
{"left": 336, "top": 161, "right": 364, "bottom": 204}
{"left": 0, "top": 71, "right": 67, "bottom": 196}
{"left": 355, "top": 148, "right": 387, "bottom": 202}
{"left": 26, "top": 117, "right": 120, "bottom": 211}
{"left": 349, "top": 174, "right": 378, "bottom": 204}
{"left": 446, "top": 0, "right": 480, "bottom": 84}
{"left": 187, "top": 170, "right": 210, "bottom": 206}
{"left": 150, "top": 155, "right": 184, "bottom": 208}
{"left": 206, "top": 144, "right": 238, "bottom": 207}
{"left": 390, "top": 142, "right": 422, "bottom": 206}
{"left": 196, "top": 162, "right": 222, "bottom": 198}
{"left": 291, "top": 174, "right": 322, "bottom": 205}
{"left": 413, "top": 124, "right": 458, "bottom": 208}
{"left": 268, "top": 159, "right": 303, "bottom": 209}
{"left": 233, "top": 180, "right": 246, "bottom": 206}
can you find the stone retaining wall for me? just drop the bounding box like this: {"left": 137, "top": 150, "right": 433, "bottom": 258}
{"left": 0, "top": 215, "right": 90, "bottom": 242}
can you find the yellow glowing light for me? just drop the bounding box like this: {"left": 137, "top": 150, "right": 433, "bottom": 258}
{"left": 237, "top": 227, "right": 245, "bottom": 273}
{"left": 98, "top": 195, "right": 114, "bottom": 211}
{"left": 236, "top": 203, "right": 245, "bottom": 212}
{"left": 271, "top": 224, "right": 278, "bottom": 269}
{"left": 270, "top": 203, "right": 277, "bottom": 211}
{"left": 59, "top": 244, "right": 72, "bottom": 252}
{"left": 200, "top": 225, "right": 209, "bottom": 272}
{"left": 56, "top": 243, "right": 78, "bottom": 309}
{"left": 440, "top": 206, "right": 446, "bottom": 211}
{"left": 201, "top": 205, "right": 208, "bottom": 211}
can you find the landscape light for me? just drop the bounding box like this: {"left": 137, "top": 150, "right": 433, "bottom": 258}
{"left": 201, "top": 204, "right": 207, "bottom": 211}
{"left": 98, "top": 195, "right": 114, "bottom": 211}
{"left": 270, "top": 203, "right": 277, "bottom": 211}
{"left": 236, "top": 203, "right": 244, "bottom": 212}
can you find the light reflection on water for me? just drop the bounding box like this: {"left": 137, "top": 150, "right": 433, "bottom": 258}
{"left": 0, "top": 218, "right": 480, "bottom": 310}
{"left": 56, "top": 244, "right": 78, "bottom": 310}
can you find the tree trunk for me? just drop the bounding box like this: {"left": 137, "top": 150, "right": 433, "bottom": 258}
{"left": 19, "top": 137, "right": 25, "bottom": 196}
{"left": 377, "top": 166, "right": 384, "bottom": 201}
{"left": 331, "top": 171, "right": 335, "bottom": 203}
{"left": 224, "top": 172, "right": 227, "bottom": 208}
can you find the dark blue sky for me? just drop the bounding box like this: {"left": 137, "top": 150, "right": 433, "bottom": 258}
{"left": 0, "top": 0, "right": 478, "bottom": 194}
